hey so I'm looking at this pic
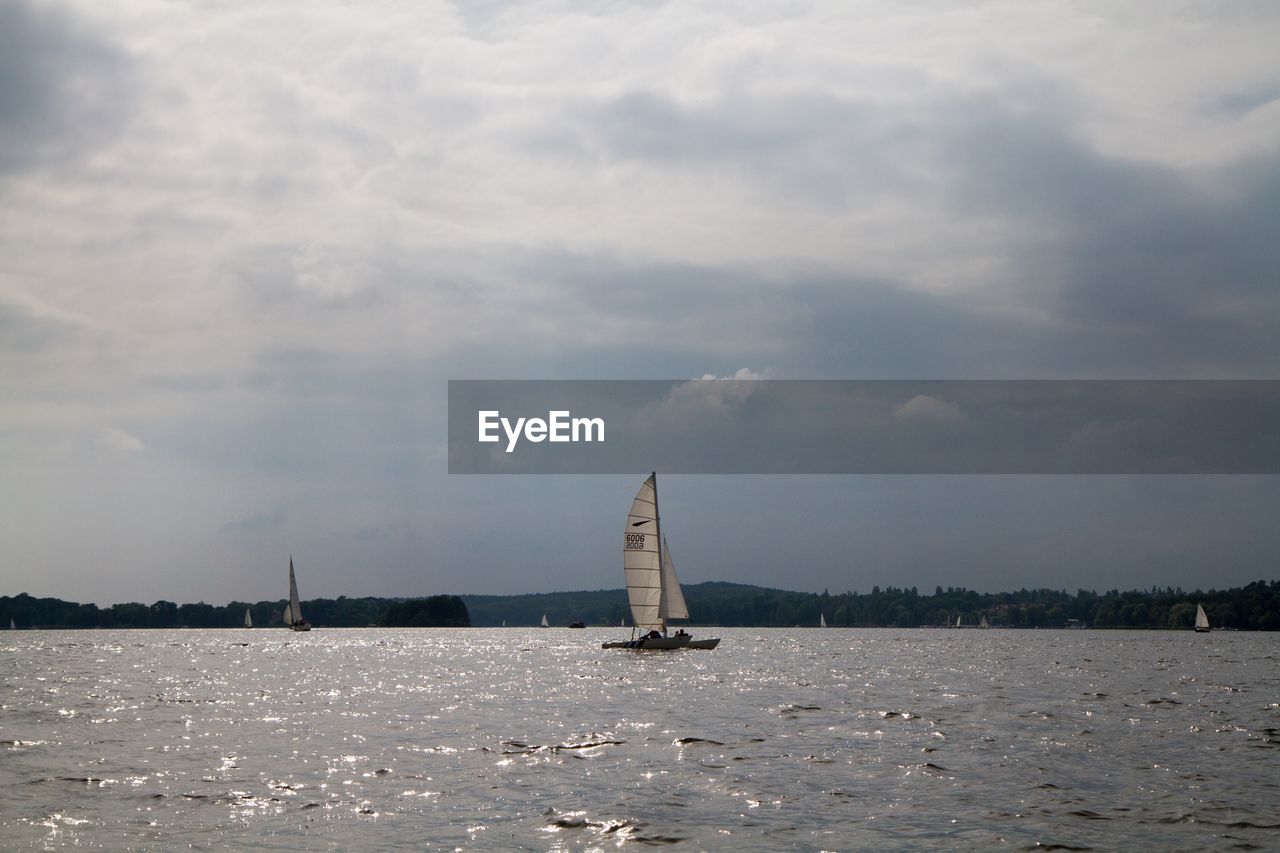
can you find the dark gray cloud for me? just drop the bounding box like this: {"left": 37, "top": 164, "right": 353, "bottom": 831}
{"left": 501, "top": 83, "right": 1280, "bottom": 378}
{"left": 0, "top": 1, "right": 134, "bottom": 175}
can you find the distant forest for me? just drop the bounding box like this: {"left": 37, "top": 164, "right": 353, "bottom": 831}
{"left": 3, "top": 580, "right": 1278, "bottom": 630}
{"left": 0, "top": 594, "right": 469, "bottom": 630}
{"left": 463, "top": 580, "right": 1280, "bottom": 630}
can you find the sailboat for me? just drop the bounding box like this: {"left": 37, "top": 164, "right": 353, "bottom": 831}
{"left": 603, "top": 472, "right": 720, "bottom": 650}
{"left": 1194, "top": 604, "right": 1211, "bottom": 633}
{"left": 540, "top": 614, "right": 550, "bottom": 628}
{"left": 979, "top": 614, "right": 989, "bottom": 629}
{"left": 283, "top": 557, "right": 311, "bottom": 631}
{"left": 244, "top": 608, "right": 253, "bottom": 628}
{"left": 954, "top": 615, "right": 962, "bottom": 628}
{"left": 819, "top": 613, "right": 827, "bottom": 628}
{"left": 8, "top": 618, "right": 14, "bottom": 630}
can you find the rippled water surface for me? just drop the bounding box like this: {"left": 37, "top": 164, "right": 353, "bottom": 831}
{"left": 2, "top": 628, "right": 1278, "bottom": 850}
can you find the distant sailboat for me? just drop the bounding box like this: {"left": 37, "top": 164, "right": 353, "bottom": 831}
{"left": 244, "top": 608, "right": 253, "bottom": 628}
{"left": 540, "top": 614, "right": 550, "bottom": 628}
{"left": 1194, "top": 604, "right": 1211, "bottom": 633}
{"left": 283, "top": 557, "right": 311, "bottom": 631}
{"left": 979, "top": 614, "right": 989, "bottom": 629}
{"left": 8, "top": 618, "right": 14, "bottom": 630}
{"left": 955, "top": 615, "right": 962, "bottom": 628}
{"left": 603, "top": 472, "right": 719, "bottom": 650}
{"left": 819, "top": 613, "right": 827, "bottom": 628}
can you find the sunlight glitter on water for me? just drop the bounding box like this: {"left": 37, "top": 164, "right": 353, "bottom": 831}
{"left": 2, "top": 627, "right": 1279, "bottom": 849}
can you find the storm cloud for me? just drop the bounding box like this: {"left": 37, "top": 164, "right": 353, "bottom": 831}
{"left": 2, "top": 0, "right": 1278, "bottom": 604}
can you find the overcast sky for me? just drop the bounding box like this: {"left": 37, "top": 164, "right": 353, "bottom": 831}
{"left": 3, "top": 0, "right": 1279, "bottom": 606}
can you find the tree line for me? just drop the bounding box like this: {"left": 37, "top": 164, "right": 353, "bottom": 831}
{"left": 0, "top": 593, "right": 469, "bottom": 629}
{"left": 463, "top": 579, "right": 1280, "bottom": 630}
{"left": 3, "top": 580, "right": 1277, "bottom": 630}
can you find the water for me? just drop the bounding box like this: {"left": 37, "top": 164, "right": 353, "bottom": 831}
{"left": 2, "top": 628, "right": 1278, "bottom": 850}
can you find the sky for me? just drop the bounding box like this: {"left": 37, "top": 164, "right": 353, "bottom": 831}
{"left": 2, "top": 0, "right": 1279, "bottom": 606}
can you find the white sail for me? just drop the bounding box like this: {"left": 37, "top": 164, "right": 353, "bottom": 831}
{"left": 288, "top": 559, "right": 303, "bottom": 625}
{"left": 955, "top": 615, "right": 961, "bottom": 628}
{"left": 1195, "top": 604, "right": 1210, "bottom": 631}
{"left": 541, "top": 613, "right": 549, "bottom": 627}
{"left": 282, "top": 603, "right": 292, "bottom": 625}
{"left": 820, "top": 613, "right": 827, "bottom": 628}
{"left": 660, "top": 536, "right": 689, "bottom": 622}
{"left": 244, "top": 608, "right": 252, "bottom": 628}
{"left": 980, "top": 614, "right": 989, "bottom": 629}
{"left": 8, "top": 618, "right": 14, "bottom": 630}
{"left": 623, "top": 472, "right": 664, "bottom": 631}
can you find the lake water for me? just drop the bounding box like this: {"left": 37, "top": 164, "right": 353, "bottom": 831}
{"left": 2, "top": 627, "right": 1278, "bottom": 850}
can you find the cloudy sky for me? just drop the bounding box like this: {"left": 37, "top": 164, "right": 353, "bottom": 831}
{"left": 3, "top": 0, "right": 1278, "bottom": 606}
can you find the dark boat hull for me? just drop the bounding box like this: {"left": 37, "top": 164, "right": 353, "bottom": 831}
{"left": 602, "top": 635, "right": 719, "bottom": 650}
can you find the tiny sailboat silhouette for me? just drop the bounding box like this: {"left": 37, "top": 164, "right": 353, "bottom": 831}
{"left": 540, "top": 614, "right": 550, "bottom": 628}
{"left": 244, "top": 608, "right": 253, "bottom": 628}
{"left": 1194, "top": 604, "right": 1211, "bottom": 633}
{"left": 819, "top": 613, "right": 827, "bottom": 628}
{"left": 283, "top": 557, "right": 311, "bottom": 631}
{"left": 979, "top": 614, "right": 989, "bottom": 629}
{"left": 603, "top": 472, "right": 719, "bottom": 650}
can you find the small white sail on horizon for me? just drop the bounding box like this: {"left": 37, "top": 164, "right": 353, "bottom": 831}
{"left": 244, "top": 608, "right": 252, "bottom": 628}
{"left": 1195, "top": 603, "right": 1211, "bottom": 633}
{"left": 819, "top": 613, "right": 827, "bottom": 628}
{"left": 540, "top": 613, "right": 549, "bottom": 628}
{"left": 979, "top": 614, "right": 989, "bottom": 629}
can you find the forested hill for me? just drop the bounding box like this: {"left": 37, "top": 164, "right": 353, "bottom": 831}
{"left": 3, "top": 580, "right": 1278, "bottom": 629}
{"left": 463, "top": 580, "right": 1280, "bottom": 630}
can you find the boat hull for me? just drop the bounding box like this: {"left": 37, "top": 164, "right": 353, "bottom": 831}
{"left": 290, "top": 622, "right": 311, "bottom": 632}
{"left": 602, "top": 635, "right": 720, "bottom": 650}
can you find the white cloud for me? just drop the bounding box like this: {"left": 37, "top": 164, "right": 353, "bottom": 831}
{"left": 95, "top": 426, "right": 144, "bottom": 453}
{"left": 894, "top": 394, "right": 963, "bottom": 424}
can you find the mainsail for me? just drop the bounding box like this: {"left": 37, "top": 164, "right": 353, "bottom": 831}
{"left": 288, "top": 559, "right": 303, "bottom": 625}
{"left": 244, "top": 608, "right": 253, "bottom": 628}
{"left": 623, "top": 472, "right": 665, "bottom": 631}
{"left": 1195, "top": 603, "right": 1210, "bottom": 632}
